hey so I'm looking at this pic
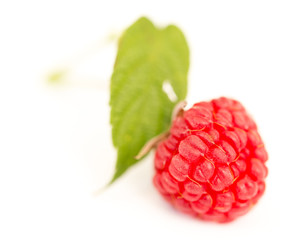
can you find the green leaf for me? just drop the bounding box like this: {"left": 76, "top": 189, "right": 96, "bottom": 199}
{"left": 110, "top": 17, "right": 189, "bottom": 183}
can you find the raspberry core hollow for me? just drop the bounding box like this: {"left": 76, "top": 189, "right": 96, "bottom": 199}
{"left": 153, "top": 97, "right": 268, "bottom": 222}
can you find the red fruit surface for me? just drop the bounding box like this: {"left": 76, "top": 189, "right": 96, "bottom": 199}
{"left": 153, "top": 97, "right": 268, "bottom": 222}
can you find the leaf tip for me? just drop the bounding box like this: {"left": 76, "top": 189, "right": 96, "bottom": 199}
{"left": 47, "top": 69, "right": 67, "bottom": 84}
{"left": 135, "top": 16, "right": 152, "bottom": 24}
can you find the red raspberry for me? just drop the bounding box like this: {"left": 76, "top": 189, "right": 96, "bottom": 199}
{"left": 153, "top": 97, "right": 268, "bottom": 222}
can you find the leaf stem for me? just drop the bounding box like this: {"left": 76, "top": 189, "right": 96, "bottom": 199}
{"left": 135, "top": 131, "right": 170, "bottom": 160}
{"left": 135, "top": 100, "right": 187, "bottom": 160}
{"left": 171, "top": 100, "right": 187, "bottom": 121}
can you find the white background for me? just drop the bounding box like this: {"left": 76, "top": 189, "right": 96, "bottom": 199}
{"left": 1, "top": 1, "right": 298, "bottom": 239}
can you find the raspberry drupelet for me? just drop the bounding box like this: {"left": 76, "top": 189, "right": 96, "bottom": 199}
{"left": 153, "top": 97, "right": 268, "bottom": 222}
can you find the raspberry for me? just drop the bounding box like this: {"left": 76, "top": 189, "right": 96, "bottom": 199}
{"left": 153, "top": 97, "right": 268, "bottom": 222}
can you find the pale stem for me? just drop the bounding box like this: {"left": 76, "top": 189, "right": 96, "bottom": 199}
{"left": 135, "top": 100, "right": 187, "bottom": 160}
{"left": 135, "top": 131, "right": 170, "bottom": 160}
{"left": 172, "top": 100, "right": 187, "bottom": 121}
